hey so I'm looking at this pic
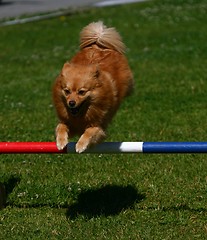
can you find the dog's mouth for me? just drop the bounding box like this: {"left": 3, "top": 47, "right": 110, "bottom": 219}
{"left": 69, "top": 106, "right": 81, "bottom": 116}
{"left": 68, "top": 101, "right": 87, "bottom": 116}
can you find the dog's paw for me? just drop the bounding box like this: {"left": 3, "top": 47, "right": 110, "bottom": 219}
{"left": 75, "top": 140, "right": 89, "bottom": 153}
{"left": 56, "top": 138, "right": 68, "bottom": 150}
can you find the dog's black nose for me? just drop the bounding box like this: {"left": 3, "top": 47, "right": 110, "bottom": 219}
{"left": 69, "top": 100, "right": 76, "bottom": 108}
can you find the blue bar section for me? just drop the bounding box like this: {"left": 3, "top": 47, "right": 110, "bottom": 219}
{"left": 143, "top": 142, "right": 207, "bottom": 153}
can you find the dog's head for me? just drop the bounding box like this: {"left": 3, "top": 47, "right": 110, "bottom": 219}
{"left": 58, "top": 63, "right": 100, "bottom": 116}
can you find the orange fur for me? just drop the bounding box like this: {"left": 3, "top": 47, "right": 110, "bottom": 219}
{"left": 53, "top": 21, "right": 134, "bottom": 153}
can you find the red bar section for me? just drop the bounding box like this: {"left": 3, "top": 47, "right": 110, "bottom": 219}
{"left": 0, "top": 142, "right": 66, "bottom": 154}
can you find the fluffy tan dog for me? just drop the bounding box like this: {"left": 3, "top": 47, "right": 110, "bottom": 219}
{"left": 53, "top": 21, "right": 134, "bottom": 153}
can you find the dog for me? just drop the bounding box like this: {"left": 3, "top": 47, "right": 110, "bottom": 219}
{"left": 53, "top": 21, "right": 134, "bottom": 153}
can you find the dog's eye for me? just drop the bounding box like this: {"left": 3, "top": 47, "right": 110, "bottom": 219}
{"left": 63, "top": 88, "right": 71, "bottom": 96}
{"left": 78, "top": 89, "right": 86, "bottom": 96}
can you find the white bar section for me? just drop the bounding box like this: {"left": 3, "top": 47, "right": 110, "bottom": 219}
{"left": 66, "top": 142, "right": 143, "bottom": 153}
{"left": 118, "top": 142, "right": 143, "bottom": 153}
{"left": 94, "top": 0, "right": 147, "bottom": 7}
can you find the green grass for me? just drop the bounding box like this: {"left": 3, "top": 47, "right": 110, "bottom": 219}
{"left": 0, "top": 0, "right": 207, "bottom": 239}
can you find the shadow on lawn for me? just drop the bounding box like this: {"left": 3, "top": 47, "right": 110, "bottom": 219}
{"left": 0, "top": 175, "right": 20, "bottom": 209}
{"left": 66, "top": 185, "right": 145, "bottom": 219}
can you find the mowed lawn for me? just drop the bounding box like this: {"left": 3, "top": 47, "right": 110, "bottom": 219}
{"left": 0, "top": 0, "right": 207, "bottom": 239}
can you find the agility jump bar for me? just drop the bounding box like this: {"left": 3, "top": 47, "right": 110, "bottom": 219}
{"left": 0, "top": 142, "right": 207, "bottom": 154}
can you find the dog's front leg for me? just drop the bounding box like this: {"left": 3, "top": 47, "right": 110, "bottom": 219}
{"left": 76, "top": 127, "right": 106, "bottom": 153}
{"left": 55, "top": 123, "right": 69, "bottom": 150}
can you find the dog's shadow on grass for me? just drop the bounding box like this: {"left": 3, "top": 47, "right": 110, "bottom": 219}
{"left": 66, "top": 185, "right": 145, "bottom": 219}
{"left": 0, "top": 175, "right": 20, "bottom": 209}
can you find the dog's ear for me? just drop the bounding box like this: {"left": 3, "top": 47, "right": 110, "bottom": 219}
{"left": 94, "top": 68, "right": 100, "bottom": 79}
{"left": 63, "top": 62, "right": 71, "bottom": 69}
{"left": 61, "top": 62, "right": 72, "bottom": 77}
{"left": 91, "top": 65, "right": 100, "bottom": 79}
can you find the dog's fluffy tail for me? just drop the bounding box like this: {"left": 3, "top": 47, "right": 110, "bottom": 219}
{"left": 80, "top": 21, "right": 126, "bottom": 54}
